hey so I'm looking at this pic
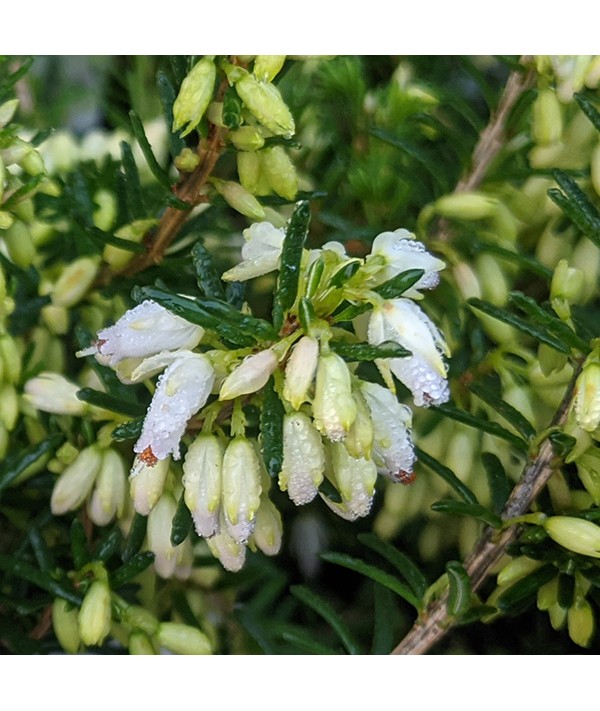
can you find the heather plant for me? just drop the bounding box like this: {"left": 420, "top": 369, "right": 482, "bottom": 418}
{"left": 2, "top": 55, "right": 600, "bottom": 655}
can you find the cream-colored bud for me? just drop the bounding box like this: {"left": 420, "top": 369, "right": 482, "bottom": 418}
{"left": 88, "top": 449, "right": 127, "bottom": 526}
{"left": 52, "top": 256, "right": 99, "bottom": 307}
{"left": 24, "top": 372, "right": 87, "bottom": 416}
{"left": 147, "top": 493, "right": 181, "bottom": 579}
{"left": 0, "top": 211, "right": 13, "bottom": 229}
{"left": 550, "top": 259, "right": 584, "bottom": 306}
{"left": 78, "top": 580, "right": 112, "bottom": 647}
{"left": 129, "top": 455, "right": 170, "bottom": 516}
{"left": 123, "top": 605, "right": 159, "bottom": 635}
{"left": 283, "top": 336, "right": 319, "bottom": 410}
{"left": 544, "top": 515, "right": 600, "bottom": 558}
{"left": 532, "top": 88, "right": 563, "bottom": 145}
{"left": 206, "top": 523, "right": 247, "bottom": 572}
{"left": 475, "top": 253, "right": 509, "bottom": 306}
{"left": 51, "top": 445, "right": 103, "bottom": 515}
{"left": 92, "top": 189, "right": 116, "bottom": 231}
{"left": 2, "top": 220, "right": 35, "bottom": 268}
{"left": 0, "top": 383, "right": 19, "bottom": 431}
{"left": 312, "top": 351, "right": 357, "bottom": 442}
{"left": 214, "top": 180, "right": 265, "bottom": 220}
{"left": 251, "top": 496, "right": 283, "bottom": 556}
{"left": 344, "top": 389, "right": 374, "bottom": 460}
{"left": 129, "top": 631, "right": 156, "bottom": 655}
{"left": 237, "top": 151, "right": 263, "bottom": 194}
{"left": 324, "top": 442, "right": 377, "bottom": 521}
{"left": 52, "top": 598, "right": 81, "bottom": 654}
{"left": 229, "top": 126, "right": 265, "bottom": 152}
{"left": 221, "top": 437, "right": 262, "bottom": 543}
{"left": 182, "top": 434, "right": 223, "bottom": 538}
{"left": 261, "top": 146, "right": 298, "bottom": 201}
{"left": 575, "top": 448, "right": 600, "bottom": 506}
{"left": 174, "top": 147, "right": 201, "bottom": 172}
{"left": 157, "top": 622, "right": 212, "bottom": 655}
{"left": 433, "top": 192, "right": 498, "bottom": 221}
{"left": 452, "top": 261, "right": 482, "bottom": 301}
{"left": 568, "top": 599, "right": 595, "bottom": 648}
{"left": 235, "top": 72, "right": 295, "bottom": 138}
{"left": 497, "top": 556, "right": 542, "bottom": 587}
{"left": 219, "top": 348, "right": 278, "bottom": 401}
{"left": 0, "top": 98, "right": 19, "bottom": 129}
{"left": 172, "top": 57, "right": 217, "bottom": 137}
{"left": 591, "top": 143, "right": 600, "bottom": 200}
{"left": 280, "top": 412, "right": 325, "bottom": 505}
{"left": 253, "top": 56, "right": 286, "bottom": 82}
{"left": 574, "top": 350, "right": 600, "bottom": 433}
{"left": 20, "top": 148, "right": 45, "bottom": 176}
{"left": 0, "top": 333, "right": 22, "bottom": 384}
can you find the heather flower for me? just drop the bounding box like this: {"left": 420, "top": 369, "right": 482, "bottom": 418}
{"left": 279, "top": 412, "right": 325, "bottom": 505}
{"left": 182, "top": 434, "right": 224, "bottom": 538}
{"left": 221, "top": 221, "right": 285, "bottom": 282}
{"left": 312, "top": 351, "right": 357, "bottom": 441}
{"left": 219, "top": 348, "right": 278, "bottom": 401}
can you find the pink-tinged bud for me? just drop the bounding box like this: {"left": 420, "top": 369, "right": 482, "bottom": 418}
{"left": 283, "top": 336, "right": 319, "bottom": 410}
{"left": 312, "top": 351, "right": 357, "bottom": 442}
{"left": 129, "top": 455, "right": 170, "bottom": 515}
{"left": 221, "top": 437, "right": 262, "bottom": 543}
{"left": 360, "top": 381, "right": 416, "bottom": 483}
{"left": 172, "top": 57, "right": 216, "bottom": 137}
{"left": 182, "top": 434, "right": 224, "bottom": 538}
{"left": 157, "top": 622, "right": 212, "bottom": 655}
{"left": 323, "top": 443, "right": 377, "bottom": 521}
{"left": 574, "top": 348, "right": 600, "bottom": 433}
{"left": 24, "top": 372, "right": 88, "bottom": 416}
{"left": 77, "top": 300, "right": 204, "bottom": 366}
{"left": 234, "top": 72, "right": 295, "bottom": 138}
{"left": 51, "top": 445, "right": 102, "bottom": 515}
{"left": 280, "top": 412, "right": 325, "bottom": 505}
{"left": 219, "top": 348, "right": 278, "bottom": 401}
{"left": 544, "top": 516, "right": 600, "bottom": 558}
{"left": 368, "top": 298, "right": 449, "bottom": 407}
{"left": 88, "top": 449, "right": 127, "bottom": 526}
{"left": 134, "top": 353, "right": 215, "bottom": 462}
{"left": 78, "top": 580, "right": 112, "bottom": 647}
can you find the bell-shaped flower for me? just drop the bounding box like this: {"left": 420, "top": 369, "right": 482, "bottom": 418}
{"left": 343, "top": 389, "right": 374, "bottom": 460}
{"left": 147, "top": 492, "right": 187, "bottom": 579}
{"left": 360, "top": 381, "right": 416, "bottom": 483}
{"left": 250, "top": 496, "right": 283, "bottom": 556}
{"left": 368, "top": 229, "right": 445, "bottom": 298}
{"left": 87, "top": 449, "right": 127, "bottom": 526}
{"left": 78, "top": 580, "right": 112, "bottom": 648}
{"left": 51, "top": 445, "right": 103, "bottom": 515}
{"left": 219, "top": 348, "right": 278, "bottom": 401}
{"left": 182, "top": 434, "right": 224, "bottom": 538}
{"left": 322, "top": 442, "right": 377, "bottom": 521}
{"left": 279, "top": 412, "right": 325, "bottom": 505}
{"left": 312, "top": 351, "right": 357, "bottom": 442}
{"left": 77, "top": 300, "right": 204, "bottom": 366}
{"left": 24, "top": 372, "right": 89, "bottom": 417}
{"left": 368, "top": 298, "right": 450, "bottom": 407}
{"left": 221, "top": 221, "right": 285, "bottom": 282}
{"left": 206, "top": 514, "right": 247, "bottom": 572}
{"left": 134, "top": 353, "right": 215, "bottom": 463}
{"left": 221, "top": 437, "right": 262, "bottom": 544}
{"left": 129, "top": 455, "right": 170, "bottom": 515}
{"left": 283, "top": 336, "right": 319, "bottom": 410}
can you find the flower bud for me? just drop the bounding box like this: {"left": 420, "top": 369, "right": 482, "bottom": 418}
{"left": 2, "top": 220, "right": 36, "bottom": 268}
{"left": 24, "top": 372, "right": 88, "bottom": 416}
{"left": 0, "top": 98, "right": 19, "bottom": 129}
{"left": 592, "top": 142, "right": 600, "bottom": 200}
{"left": 251, "top": 496, "right": 283, "bottom": 556}
{"left": 0, "top": 210, "right": 13, "bottom": 229}
{"left": 575, "top": 448, "right": 600, "bottom": 505}
{"left": 550, "top": 259, "right": 584, "bottom": 306}
{"left": 253, "top": 55, "right": 286, "bottom": 82}
{"left": 51, "top": 445, "right": 102, "bottom": 515}
{"left": 51, "top": 256, "right": 99, "bottom": 307}
{"left": 129, "top": 631, "right": 156, "bottom": 655}
{"left": 283, "top": 336, "right": 319, "bottom": 409}
{"left": 157, "top": 622, "right": 212, "bottom": 655}
{"left": 497, "top": 556, "right": 542, "bottom": 587}
{"left": 323, "top": 443, "right": 377, "bottom": 521}
{"left": 20, "top": 147, "right": 45, "bottom": 176}
{"left": 261, "top": 146, "right": 298, "bottom": 201}
{"left": 92, "top": 188, "right": 116, "bottom": 231}
{"left": 234, "top": 72, "right": 295, "bottom": 138}
{"left": 280, "top": 412, "right": 325, "bottom": 505}
{"left": 344, "top": 389, "right": 374, "bottom": 460}
{"left": 0, "top": 333, "right": 21, "bottom": 384}
{"left": 147, "top": 492, "right": 183, "bottom": 579}
{"left": 123, "top": 605, "right": 159, "bottom": 635}
{"left": 214, "top": 179, "right": 265, "bottom": 220}
{"left": 206, "top": 523, "right": 247, "bottom": 572}
{"left": 568, "top": 599, "right": 595, "bottom": 648}
{"left": 88, "top": 449, "right": 127, "bottom": 526}
{"left": 78, "top": 580, "right": 112, "bottom": 647}
{"left": 532, "top": 88, "right": 563, "bottom": 145}
{"left": 237, "top": 150, "right": 262, "bottom": 193}
{"left": 229, "top": 126, "right": 265, "bottom": 152}
{"left": 219, "top": 348, "right": 278, "bottom": 401}
{"left": 221, "top": 220, "right": 284, "bottom": 282}
{"left": 52, "top": 598, "right": 81, "bottom": 654}
{"left": 475, "top": 253, "right": 509, "bottom": 306}
{"left": 221, "top": 437, "right": 262, "bottom": 543}
{"left": 544, "top": 515, "right": 600, "bottom": 558}
{"left": 574, "top": 349, "right": 600, "bottom": 433}
{"left": 433, "top": 192, "right": 498, "bottom": 221}
{"left": 174, "top": 147, "right": 201, "bottom": 173}
{"left": 172, "top": 57, "right": 216, "bottom": 137}
{"left": 0, "top": 383, "right": 18, "bottom": 431}
{"left": 312, "top": 351, "right": 357, "bottom": 442}
{"left": 182, "top": 434, "right": 223, "bottom": 538}
{"left": 129, "top": 455, "right": 170, "bottom": 515}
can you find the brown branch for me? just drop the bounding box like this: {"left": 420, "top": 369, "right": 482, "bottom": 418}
{"left": 391, "top": 370, "right": 579, "bottom": 655}
{"left": 436, "top": 56, "right": 535, "bottom": 243}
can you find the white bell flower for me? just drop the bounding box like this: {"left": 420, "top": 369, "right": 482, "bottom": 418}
{"left": 321, "top": 443, "right": 377, "bottom": 521}
{"left": 369, "top": 229, "right": 445, "bottom": 298}
{"left": 133, "top": 353, "right": 215, "bottom": 463}
{"left": 182, "top": 434, "right": 224, "bottom": 538}
{"left": 283, "top": 336, "right": 319, "bottom": 410}
{"left": 279, "top": 412, "right": 325, "bottom": 505}
{"left": 368, "top": 298, "right": 450, "bottom": 407}
{"left": 312, "top": 351, "right": 357, "bottom": 442}
{"left": 221, "top": 437, "right": 263, "bottom": 544}
{"left": 221, "top": 221, "right": 285, "bottom": 282}
{"left": 77, "top": 300, "right": 204, "bottom": 366}
{"left": 219, "top": 348, "right": 279, "bottom": 401}
{"left": 24, "top": 372, "right": 89, "bottom": 416}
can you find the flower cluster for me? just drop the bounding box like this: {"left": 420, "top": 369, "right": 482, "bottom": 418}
{"left": 67, "top": 215, "right": 449, "bottom": 572}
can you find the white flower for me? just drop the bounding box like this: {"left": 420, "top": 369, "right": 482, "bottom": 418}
{"left": 279, "top": 412, "right": 325, "bottom": 505}
{"left": 77, "top": 300, "right": 204, "bottom": 366}
{"left": 51, "top": 445, "right": 103, "bottom": 515}
{"left": 24, "top": 372, "right": 89, "bottom": 416}
{"left": 134, "top": 353, "right": 215, "bottom": 463}
{"left": 321, "top": 443, "right": 377, "bottom": 521}
{"left": 369, "top": 229, "right": 445, "bottom": 298}
{"left": 182, "top": 434, "right": 223, "bottom": 538}
{"left": 129, "top": 455, "right": 170, "bottom": 515}
{"left": 250, "top": 497, "right": 283, "bottom": 556}
{"left": 87, "top": 449, "right": 127, "bottom": 526}
{"left": 368, "top": 298, "right": 450, "bottom": 407}
{"left": 312, "top": 351, "right": 357, "bottom": 442}
{"left": 221, "top": 437, "right": 262, "bottom": 544}
{"left": 360, "top": 381, "right": 416, "bottom": 483}
{"left": 221, "top": 221, "right": 285, "bottom": 282}
{"left": 206, "top": 514, "right": 248, "bottom": 572}
{"left": 147, "top": 493, "right": 183, "bottom": 579}
{"left": 283, "top": 336, "right": 319, "bottom": 410}
{"left": 219, "top": 348, "right": 278, "bottom": 401}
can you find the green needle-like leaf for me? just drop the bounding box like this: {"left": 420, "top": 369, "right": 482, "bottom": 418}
{"left": 482, "top": 452, "right": 511, "bottom": 515}
{"left": 111, "top": 551, "right": 156, "bottom": 589}
{"left": 496, "top": 564, "right": 556, "bottom": 613}
{"left": 76, "top": 387, "right": 146, "bottom": 418}
{"left": 122, "top": 513, "right": 148, "bottom": 563}
{"left": 431, "top": 498, "right": 503, "bottom": 529}
{"left": 171, "top": 493, "right": 193, "bottom": 546}
{"left": 129, "top": 110, "right": 172, "bottom": 189}
{"left": 260, "top": 376, "right": 284, "bottom": 478}
{"left": 329, "top": 339, "right": 411, "bottom": 362}
{"left": 357, "top": 532, "right": 427, "bottom": 598}
{"left": 469, "top": 380, "right": 536, "bottom": 440}
{"left": 0, "top": 436, "right": 61, "bottom": 496}
{"left": 191, "top": 240, "right": 226, "bottom": 300}
{"left": 415, "top": 447, "right": 479, "bottom": 504}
